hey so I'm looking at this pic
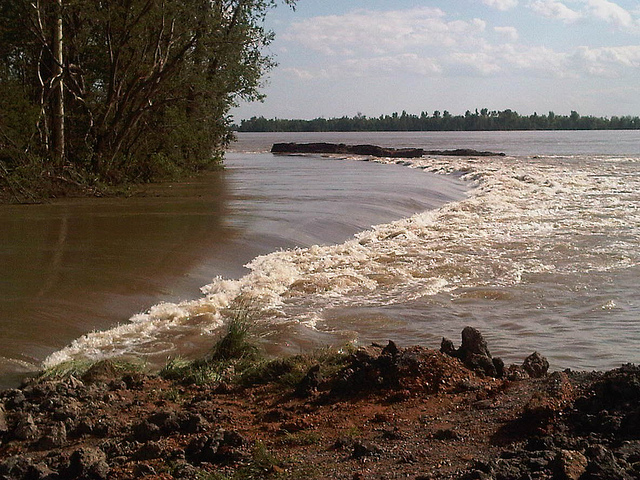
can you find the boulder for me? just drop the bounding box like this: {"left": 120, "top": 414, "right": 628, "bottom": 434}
{"left": 555, "top": 449, "right": 588, "bottom": 480}
{"left": 67, "top": 447, "right": 110, "bottom": 479}
{"left": 440, "top": 327, "right": 503, "bottom": 378}
{"left": 523, "top": 352, "right": 550, "bottom": 378}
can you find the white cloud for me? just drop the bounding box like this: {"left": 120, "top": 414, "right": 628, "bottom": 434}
{"left": 570, "top": 45, "right": 640, "bottom": 76}
{"left": 283, "top": 8, "right": 488, "bottom": 56}
{"left": 494, "top": 26, "right": 520, "bottom": 41}
{"left": 282, "top": 68, "right": 316, "bottom": 80}
{"left": 279, "top": 5, "right": 640, "bottom": 83}
{"left": 343, "top": 54, "right": 443, "bottom": 77}
{"left": 528, "top": 0, "right": 582, "bottom": 23}
{"left": 481, "top": 0, "right": 519, "bottom": 11}
{"left": 529, "top": 0, "right": 640, "bottom": 32}
{"left": 585, "top": 0, "right": 639, "bottom": 31}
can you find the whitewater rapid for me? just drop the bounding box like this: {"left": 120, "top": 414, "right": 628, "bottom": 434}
{"left": 44, "top": 149, "right": 640, "bottom": 370}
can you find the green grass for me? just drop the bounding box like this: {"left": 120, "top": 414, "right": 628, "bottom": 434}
{"left": 38, "top": 358, "right": 146, "bottom": 381}
{"left": 239, "top": 345, "right": 354, "bottom": 389}
{"left": 278, "top": 431, "right": 323, "bottom": 447}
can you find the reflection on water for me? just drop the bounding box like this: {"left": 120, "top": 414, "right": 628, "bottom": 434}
{"left": 0, "top": 171, "right": 234, "bottom": 384}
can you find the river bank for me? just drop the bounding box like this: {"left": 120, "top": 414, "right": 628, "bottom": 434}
{"left": 1, "top": 327, "right": 638, "bottom": 480}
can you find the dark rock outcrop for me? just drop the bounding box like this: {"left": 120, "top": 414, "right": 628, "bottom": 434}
{"left": 440, "top": 327, "right": 504, "bottom": 378}
{"left": 271, "top": 142, "right": 425, "bottom": 158}
{"left": 523, "top": 351, "right": 550, "bottom": 378}
{"left": 271, "top": 142, "right": 505, "bottom": 158}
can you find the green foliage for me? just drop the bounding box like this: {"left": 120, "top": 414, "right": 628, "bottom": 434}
{"left": 237, "top": 109, "right": 640, "bottom": 132}
{"left": 0, "top": 0, "right": 295, "bottom": 200}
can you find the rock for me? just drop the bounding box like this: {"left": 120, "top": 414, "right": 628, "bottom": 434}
{"left": 432, "top": 428, "right": 462, "bottom": 441}
{"left": 425, "top": 148, "right": 506, "bottom": 157}
{"left": 271, "top": 142, "right": 425, "bottom": 158}
{"left": 148, "top": 411, "right": 180, "bottom": 434}
{"left": 135, "top": 441, "right": 164, "bottom": 460}
{"left": 523, "top": 352, "right": 550, "bottom": 378}
{"left": 177, "top": 412, "right": 208, "bottom": 433}
{"left": 0, "top": 455, "right": 34, "bottom": 478}
{"left": 461, "top": 327, "right": 491, "bottom": 358}
{"left": 132, "top": 419, "right": 161, "bottom": 442}
{"left": 172, "top": 461, "right": 200, "bottom": 479}
{"left": 39, "top": 421, "right": 67, "bottom": 449}
{"left": 5, "top": 389, "right": 26, "bottom": 409}
{"left": 81, "top": 360, "right": 119, "bottom": 385}
{"left": 67, "top": 447, "right": 110, "bottom": 479}
{"left": 381, "top": 340, "right": 400, "bottom": 357}
{"left": 0, "top": 403, "right": 8, "bottom": 434}
{"left": 493, "top": 357, "right": 505, "bottom": 378}
{"left": 465, "top": 353, "right": 498, "bottom": 378}
{"left": 440, "top": 338, "right": 457, "bottom": 357}
{"left": 185, "top": 430, "right": 247, "bottom": 465}
{"left": 270, "top": 142, "right": 505, "bottom": 158}
{"left": 441, "top": 327, "right": 504, "bottom": 378}
{"left": 295, "top": 364, "right": 321, "bottom": 398}
{"left": 14, "top": 413, "right": 39, "bottom": 441}
{"left": 555, "top": 449, "right": 588, "bottom": 480}
{"left": 351, "top": 440, "right": 383, "bottom": 458}
{"left": 52, "top": 403, "right": 80, "bottom": 422}
{"left": 585, "top": 444, "right": 631, "bottom": 480}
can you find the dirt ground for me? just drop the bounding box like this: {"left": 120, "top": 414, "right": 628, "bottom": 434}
{"left": 1, "top": 337, "right": 639, "bottom": 480}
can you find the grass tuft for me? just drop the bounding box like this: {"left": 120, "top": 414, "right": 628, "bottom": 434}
{"left": 208, "top": 306, "right": 259, "bottom": 362}
{"left": 161, "top": 302, "right": 260, "bottom": 385}
{"left": 38, "top": 358, "right": 146, "bottom": 381}
{"left": 239, "top": 345, "right": 354, "bottom": 389}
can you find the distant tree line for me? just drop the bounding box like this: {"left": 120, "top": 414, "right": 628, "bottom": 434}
{"left": 237, "top": 109, "right": 640, "bottom": 132}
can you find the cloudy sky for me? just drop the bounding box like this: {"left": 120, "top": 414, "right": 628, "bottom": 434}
{"left": 231, "top": 0, "right": 640, "bottom": 120}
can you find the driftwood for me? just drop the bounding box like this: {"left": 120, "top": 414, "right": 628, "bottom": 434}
{"left": 271, "top": 142, "right": 505, "bottom": 158}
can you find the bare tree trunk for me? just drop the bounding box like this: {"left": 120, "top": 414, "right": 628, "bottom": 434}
{"left": 52, "top": 0, "right": 65, "bottom": 163}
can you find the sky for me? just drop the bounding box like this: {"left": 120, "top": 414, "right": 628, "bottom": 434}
{"left": 230, "top": 0, "right": 640, "bottom": 121}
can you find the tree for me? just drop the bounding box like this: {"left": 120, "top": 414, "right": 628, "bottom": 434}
{"left": 1, "top": 0, "right": 295, "bottom": 188}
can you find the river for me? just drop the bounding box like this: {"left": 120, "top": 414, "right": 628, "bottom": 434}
{"left": 2, "top": 130, "right": 639, "bottom": 388}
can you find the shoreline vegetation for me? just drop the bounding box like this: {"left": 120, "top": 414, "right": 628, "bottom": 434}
{"left": 0, "top": 0, "right": 297, "bottom": 204}
{"left": 1, "top": 317, "right": 639, "bottom": 479}
{"left": 236, "top": 109, "right": 640, "bottom": 132}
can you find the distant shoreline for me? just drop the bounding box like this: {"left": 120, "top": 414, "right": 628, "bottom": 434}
{"left": 235, "top": 109, "right": 640, "bottom": 133}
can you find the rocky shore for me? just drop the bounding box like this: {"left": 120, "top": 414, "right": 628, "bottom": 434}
{"left": 270, "top": 143, "right": 506, "bottom": 158}
{"left": 1, "top": 328, "right": 639, "bottom": 480}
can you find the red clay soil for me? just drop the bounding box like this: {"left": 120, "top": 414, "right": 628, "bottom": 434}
{"left": 0, "top": 341, "right": 638, "bottom": 480}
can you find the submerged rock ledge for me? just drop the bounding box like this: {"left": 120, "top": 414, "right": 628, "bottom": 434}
{"left": 0, "top": 328, "right": 638, "bottom": 480}
{"left": 271, "top": 142, "right": 506, "bottom": 158}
